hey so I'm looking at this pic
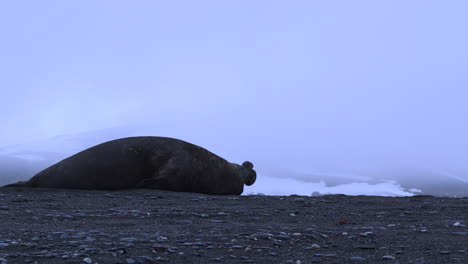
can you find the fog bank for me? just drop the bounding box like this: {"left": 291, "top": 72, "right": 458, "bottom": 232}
{"left": 1, "top": 1, "right": 467, "bottom": 196}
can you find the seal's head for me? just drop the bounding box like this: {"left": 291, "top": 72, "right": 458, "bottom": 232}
{"left": 241, "top": 161, "right": 256, "bottom": 186}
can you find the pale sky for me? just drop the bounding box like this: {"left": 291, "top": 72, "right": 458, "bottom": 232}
{"left": 1, "top": 1, "right": 467, "bottom": 174}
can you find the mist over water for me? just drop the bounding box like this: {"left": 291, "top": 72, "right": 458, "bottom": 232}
{"left": 1, "top": 1, "right": 467, "bottom": 196}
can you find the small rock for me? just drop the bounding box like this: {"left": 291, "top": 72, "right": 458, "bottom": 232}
{"left": 350, "top": 256, "right": 366, "bottom": 262}
{"left": 155, "top": 236, "right": 168, "bottom": 242}
{"left": 175, "top": 220, "right": 193, "bottom": 224}
{"left": 304, "top": 244, "right": 321, "bottom": 250}
{"left": 126, "top": 258, "right": 136, "bottom": 264}
{"left": 355, "top": 245, "right": 376, "bottom": 250}
{"left": 152, "top": 244, "right": 176, "bottom": 253}
{"left": 83, "top": 257, "right": 92, "bottom": 264}
{"left": 382, "top": 255, "right": 395, "bottom": 260}
{"left": 136, "top": 256, "right": 153, "bottom": 263}
{"left": 230, "top": 245, "right": 244, "bottom": 249}
{"left": 85, "top": 237, "right": 96, "bottom": 242}
{"left": 274, "top": 234, "right": 290, "bottom": 240}
{"left": 251, "top": 232, "right": 272, "bottom": 240}
{"left": 359, "top": 232, "right": 374, "bottom": 237}
{"left": 452, "top": 232, "right": 468, "bottom": 236}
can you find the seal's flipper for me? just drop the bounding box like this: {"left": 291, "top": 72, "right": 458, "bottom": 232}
{"left": 3, "top": 181, "right": 31, "bottom": 187}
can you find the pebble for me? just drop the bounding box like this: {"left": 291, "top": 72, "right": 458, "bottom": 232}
{"left": 382, "top": 255, "right": 395, "bottom": 260}
{"left": 350, "top": 256, "right": 366, "bottom": 262}
{"left": 452, "top": 232, "right": 468, "bottom": 236}
{"left": 230, "top": 245, "right": 244, "bottom": 249}
{"left": 83, "top": 257, "right": 92, "bottom": 263}
{"left": 305, "top": 244, "right": 321, "bottom": 249}
{"left": 359, "top": 232, "right": 374, "bottom": 237}
{"left": 274, "top": 234, "right": 291, "bottom": 240}
{"left": 175, "top": 220, "right": 193, "bottom": 224}
{"left": 355, "top": 245, "right": 376, "bottom": 250}
{"left": 251, "top": 232, "right": 272, "bottom": 239}
{"left": 126, "top": 258, "right": 136, "bottom": 264}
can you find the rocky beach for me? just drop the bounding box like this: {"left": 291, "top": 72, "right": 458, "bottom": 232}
{"left": 0, "top": 188, "right": 467, "bottom": 264}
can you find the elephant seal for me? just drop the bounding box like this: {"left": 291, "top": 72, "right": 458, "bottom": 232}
{"left": 3, "top": 137, "right": 256, "bottom": 195}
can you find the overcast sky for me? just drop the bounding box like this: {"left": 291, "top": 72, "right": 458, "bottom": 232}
{"left": 1, "top": 1, "right": 467, "bottom": 173}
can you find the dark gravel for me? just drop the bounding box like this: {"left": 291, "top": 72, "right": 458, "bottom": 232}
{"left": 0, "top": 188, "right": 467, "bottom": 264}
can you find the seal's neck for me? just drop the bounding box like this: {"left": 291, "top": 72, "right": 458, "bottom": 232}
{"left": 229, "top": 163, "right": 247, "bottom": 184}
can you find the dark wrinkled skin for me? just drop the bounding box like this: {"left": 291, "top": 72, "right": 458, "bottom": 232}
{"left": 3, "top": 137, "right": 257, "bottom": 195}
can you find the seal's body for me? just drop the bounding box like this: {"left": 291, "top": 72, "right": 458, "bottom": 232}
{"left": 3, "top": 137, "right": 256, "bottom": 195}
